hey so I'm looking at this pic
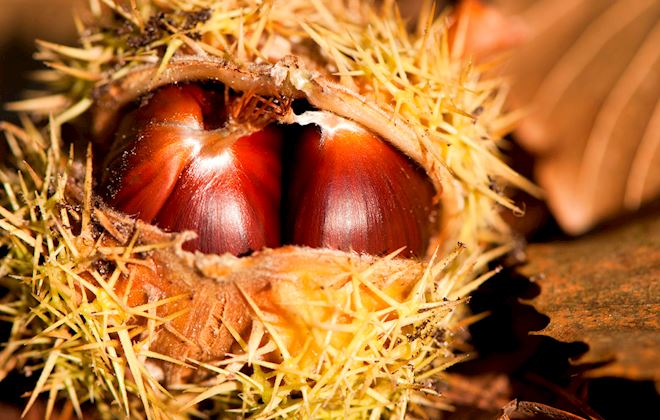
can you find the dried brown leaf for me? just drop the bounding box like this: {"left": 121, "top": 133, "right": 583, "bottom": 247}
{"left": 498, "top": 399, "right": 588, "bottom": 420}
{"left": 444, "top": 373, "right": 513, "bottom": 411}
{"left": 518, "top": 210, "right": 660, "bottom": 383}
{"left": 495, "top": 0, "right": 660, "bottom": 234}
{"left": 449, "top": 0, "right": 529, "bottom": 60}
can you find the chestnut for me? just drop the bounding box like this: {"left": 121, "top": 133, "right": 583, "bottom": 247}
{"left": 284, "top": 124, "right": 436, "bottom": 257}
{"left": 101, "top": 84, "right": 437, "bottom": 258}
{"left": 101, "top": 84, "right": 283, "bottom": 256}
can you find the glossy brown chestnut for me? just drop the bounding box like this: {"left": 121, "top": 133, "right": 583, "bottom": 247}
{"left": 284, "top": 125, "right": 436, "bottom": 257}
{"left": 101, "top": 84, "right": 438, "bottom": 258}
{"left": 101, "top": 84, "right": 282, "bottom": 256}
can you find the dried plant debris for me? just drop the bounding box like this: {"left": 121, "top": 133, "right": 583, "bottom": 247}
{"left": 498, "top": 399, "right": 589, "bottom": 420}
{"left": 494, "top": 0, "right": 660, "bottom": 234}
{"left": 518, "top": 210, "right": 660, "bottom": 384}
{"left": 0, "top": 0, "right": 536, "bottom": 418}
{"left": 443, "top": 372, "right": 513, "bottom": 412}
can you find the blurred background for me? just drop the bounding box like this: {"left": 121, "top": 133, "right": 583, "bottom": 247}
{"left": 0, "top": 0, "right": 79, "bottom": 122}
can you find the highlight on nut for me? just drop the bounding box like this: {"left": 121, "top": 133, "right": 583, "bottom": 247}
{"left": 0, "top": 0, "right": 540, "bottom": 418}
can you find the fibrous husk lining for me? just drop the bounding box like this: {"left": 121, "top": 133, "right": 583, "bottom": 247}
{"left": 1, "top": 0, "right": 534, "bottom": 418}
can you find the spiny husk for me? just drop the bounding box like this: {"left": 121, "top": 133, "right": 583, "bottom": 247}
{"left": 1, "top": 0, "right": 536, "bottom": 418}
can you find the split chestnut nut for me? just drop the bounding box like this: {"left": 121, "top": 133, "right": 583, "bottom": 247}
{"left": 100, "top": 83, "right": 437, "bottom": 258}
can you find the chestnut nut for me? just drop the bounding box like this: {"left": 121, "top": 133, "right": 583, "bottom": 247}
{"left": 100, "top": 83, "right": 437, "bottom": 258}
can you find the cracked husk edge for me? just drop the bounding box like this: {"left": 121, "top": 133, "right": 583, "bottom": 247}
{"left": 0, "top": 1, "right": 537, "bottom": 418}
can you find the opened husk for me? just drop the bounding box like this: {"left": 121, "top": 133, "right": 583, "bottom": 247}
{"left": 0, "top": 0, "right": 538, "bottom": 418}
